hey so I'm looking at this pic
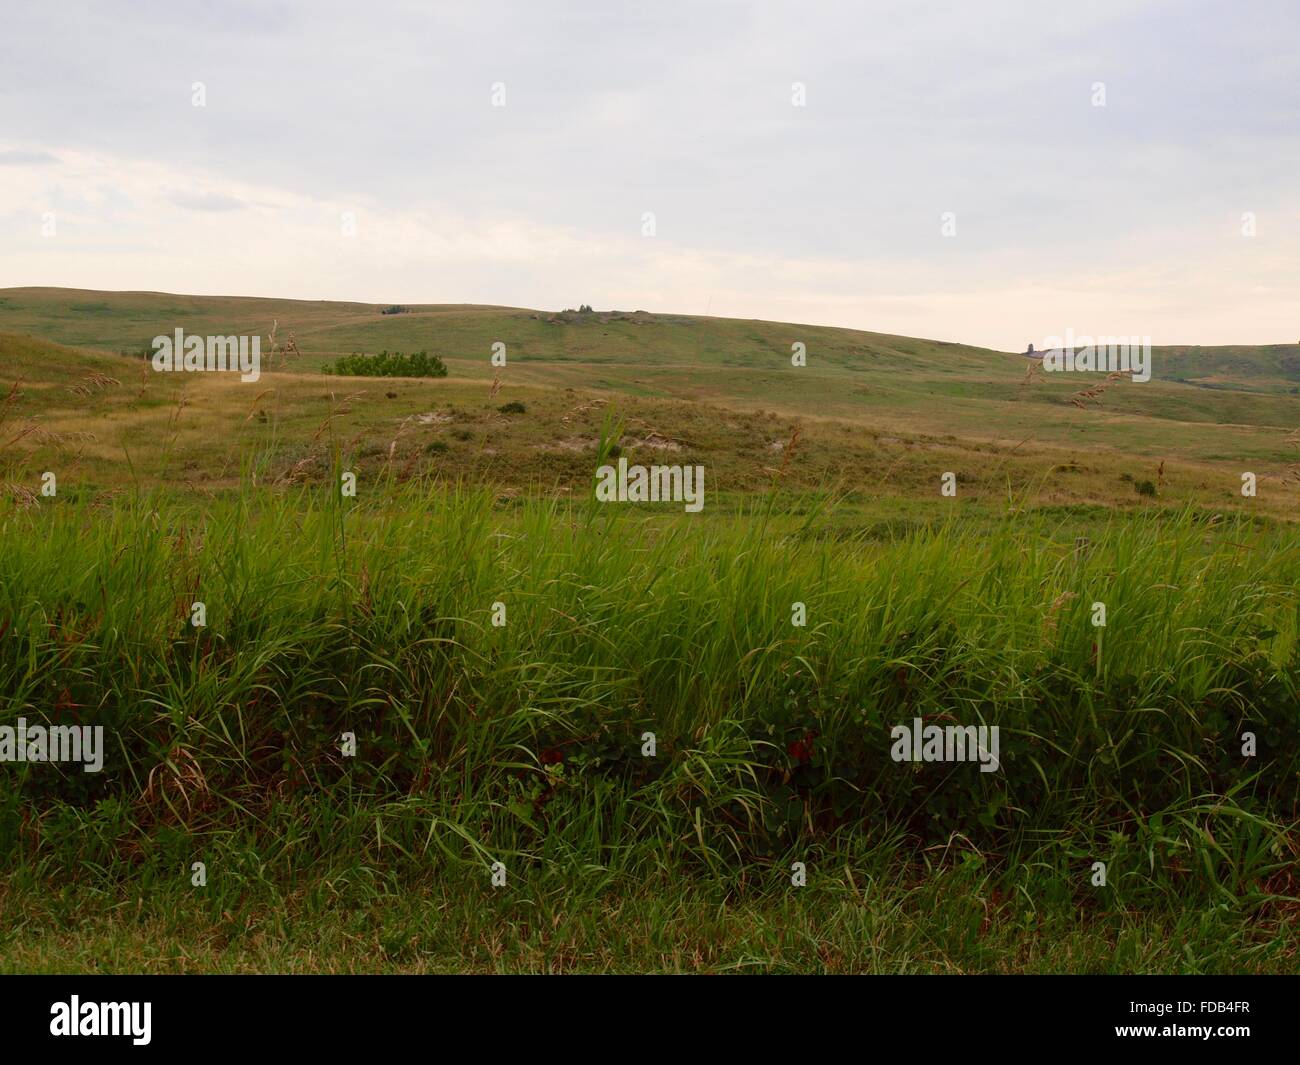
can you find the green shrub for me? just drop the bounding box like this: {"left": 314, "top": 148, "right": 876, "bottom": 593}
{"left": 321, "top": 350, "right": 447, "bottom": 378}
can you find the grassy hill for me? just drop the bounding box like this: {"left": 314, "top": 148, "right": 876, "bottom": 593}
{"left": 1, "top": 287, "right": 1297, "bottom": 519}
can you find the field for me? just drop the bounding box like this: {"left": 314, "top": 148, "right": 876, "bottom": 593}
{"left": 2, "top": 287, "right": 1299, "bottom": 512}
{"left": 0, "top": 288, "right": 1297, "bottom": 973}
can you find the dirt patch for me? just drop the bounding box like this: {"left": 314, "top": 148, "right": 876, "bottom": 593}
{"left": 547, "top": 437, "right": 594, "bottom": 453}
{"left": 625, "top": 433, "right": 682, "bottom": 452}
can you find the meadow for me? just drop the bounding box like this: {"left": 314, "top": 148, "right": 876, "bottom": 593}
{"left": 0, "top": 289, "right": 1296, "bottom": 973}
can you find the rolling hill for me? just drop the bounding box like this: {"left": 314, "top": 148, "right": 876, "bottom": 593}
{"left": 1, "top": 287, "right": 1296, "bottom": 517}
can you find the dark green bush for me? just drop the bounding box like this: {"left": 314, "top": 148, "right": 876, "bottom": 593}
{"left": 321, "top": 350, "right": 447, "bottom": 378}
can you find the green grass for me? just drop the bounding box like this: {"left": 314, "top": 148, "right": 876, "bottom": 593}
{"left": 2, "top": 328, "right": 1297, "bottom": 522}
{"left": 0, "top": 480, "right": 1295, "bottom": 973}
{"left": 0, "top": 287, "right": 1296, "bottom": 972}
{"left": 3, "top": 287, "right": 1298, "bottom": 470}
{"left": 3, "top": 869, "right": 1291, "bottom": 974}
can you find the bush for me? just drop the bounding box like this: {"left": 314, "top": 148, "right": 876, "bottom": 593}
{"left": 498, "top": 401, "right": 526, "bottom": 414}
{"left": 1135, "top": 480, "right": 1157, "bottom": 497}
{"left": 321, "top": 350, "right": 447, "bottom": 378}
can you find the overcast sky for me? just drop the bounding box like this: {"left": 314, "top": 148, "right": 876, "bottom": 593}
{"left": 2, "top": 0, "right": 1297, "bottom": 350}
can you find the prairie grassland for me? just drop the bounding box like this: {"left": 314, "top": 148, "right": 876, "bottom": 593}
{"left": 0, "top": 290, "right": 1296, "bottom": 973}
{"left": 2, "top": 329, "right": 1298, "bottom": 522}
{"left": 0, "top": 481, "right": 1296, "bottom": 972}
{"left": 3, "top": 287, "right": 1299, "bottom": 474}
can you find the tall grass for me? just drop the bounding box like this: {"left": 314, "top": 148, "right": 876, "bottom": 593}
{"left": 0, "top": 482, "right": 1296, "bottom": 937}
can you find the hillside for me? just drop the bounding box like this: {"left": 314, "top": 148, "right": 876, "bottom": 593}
{"left": 0, "top": 288, "right": 1296, "bottom": 517}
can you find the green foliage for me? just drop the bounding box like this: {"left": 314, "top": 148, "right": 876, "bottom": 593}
{"left": 0, "top": 486, "right": 1296, "bottom": 970}
{"left": 0, "top": 490, "right": 1294, "bottom": 926}
{"left": 321, "top": 349, "right": 447, "bottom": 378}
{"left": 119, "top": 341, "right": 157, "bottom": 361}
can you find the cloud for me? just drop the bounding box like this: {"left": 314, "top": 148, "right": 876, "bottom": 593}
{"left": 0, "top": 148, "right": 59, "bottom": 166}
{"left": 165, "top": 189, "right": 249, "bottom": 212}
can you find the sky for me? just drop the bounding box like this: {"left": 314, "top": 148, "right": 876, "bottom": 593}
{"left": 2, "top": 0, "right": 1297, "bottom": 351}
